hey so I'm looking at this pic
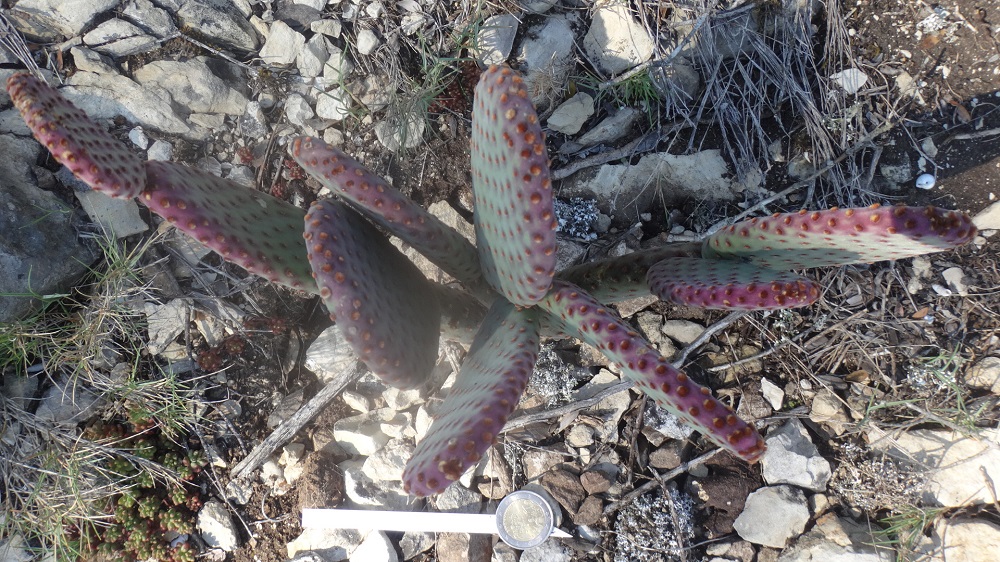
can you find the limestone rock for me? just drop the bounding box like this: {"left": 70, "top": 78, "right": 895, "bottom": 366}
{"left": 475, "top": 14, "right": 518, "bottom": 66}
{"left": 760, "top": 418, "right": 832, "bottom": 492}
{"left": 9, "top": 0, "right": 119, "bottom": 37}
{"left": 913, "top": 517, "right": 1000, "bottom": 562}
{"left": 197, "top": 501, "right": 239, "bottom": 551}
{"left": 583, "top": 0, "right": 655, "bottom": 76}
{"left": 82, "top": 18, "right": 157, "bottom": 57}
{"left": 733, "top": 485, "right": 809, "bottom": 548}
{"left": 547, "top": 93, "right": 595, "bottom": 135}
{"left": 965, "top": 356, "right": 1000, "bottom": 394}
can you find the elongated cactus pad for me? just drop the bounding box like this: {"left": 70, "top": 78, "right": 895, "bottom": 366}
{"left": 471, "top": 65, "right": 557, "bottom": 306}
{"left": 305, "top": 199, "right": 441, "bottom": 389}
{"left": 648, "top": 257, "right": 820, "bottom": 310}
{"left": 144, "top": 161, "right": 316, "bottom": 292}
{"left": 403, "top": 299, "right": 539, "bottom": 496}
{"left": 704, "top": 205, "right": 977, "bottom": 269}
{"left": 7, "top": 73, "right": 146, "bottom": 199}
{"left": 291, "top": 137, "right": 482, "bottom": 283}
{"left": 557, "top": 242, "right": 702, "bottom": 303}
{"left": 538, "top": 280, "right": 765, "bottom": 462}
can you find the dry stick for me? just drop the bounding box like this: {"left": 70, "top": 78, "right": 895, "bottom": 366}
{"left": 502, "top": 311, "right": 746, "bottom": 433}
{"left": 603, "top": 449, "right": 721, "bottom": 517}
{"left": 230, "top": 364, "right": 365, "bottom": 482}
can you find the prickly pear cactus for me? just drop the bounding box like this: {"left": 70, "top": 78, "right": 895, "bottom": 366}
{"left": 7, "top": 73, "right": 146, "bottom": 199}
{"left": 471, "top": 65, "right": 557, "bottom": 306}
{"left": 705, "top": 205, "right": 977, "bottom": 269}
{"left": 304, "top": 199, "right": 441, "bottom": 389}
{"left": 647, "top": 257, "right": 820, "bottom": 310}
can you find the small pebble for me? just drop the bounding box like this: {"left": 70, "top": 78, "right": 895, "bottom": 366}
{"left": 915, "top": 173, "right": 936, "bottom": 189}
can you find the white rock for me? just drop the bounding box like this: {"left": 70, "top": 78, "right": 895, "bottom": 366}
{"left": 475, "top": 14, "right": 518, "bottom": 66}
{"left": 870, "top": 428, "right": 1000, "bottom": 507}
{"left": 361, "top": 438, "right": 414, "bottom": 482}
{"left": 83, "top": 18, "right": 157, "bottom": 56}
{"left": 577, "top": 107, "right": 640, "bottom": 146}
{"left": 436, "top": 482, "right": 483, "bottom": 513}
{"left": 140, "top": 56, "right": 247, "bottom": 117}
{"left": 341, "top": 390, "right": 373, "bottom": 413}
{"left": 333, "top": 410, "right": 393, "bottom": 456}
{"left": 567, "top": 424, "right": 596, "bottom": 448}
{"left": 317, "top": 46, "right": 354, "bottom": 88}
{"left": 341, "top": 459, "right": 418, "bottom": 510}
{"left": 286, "top": 527, "right": 365, "bottom": 561}
{"left": 761, "top": 378, "right": 785, "bottom": 410}
{"left": 315, "top": 88, "right": 352, "bottom": 121}
{"left": 75, "top": 190, "right": 148, "bottom": 238}
{"left": 311, "top": 18, "right": 343, "bottom": 38}
{"left": 383, "top": 387, "right": 423, "bottom": 411}
{"left": 520, "top": 540, "right": 574, "bottom": 562}
{"left": 547, "top": 93, "right": 595, "bottom": 135}
{"left": 400, "top": 531, "right": 435, "bottom": 559}
{"left": 64, "top": 71, "right": 193, "bottom": 136}
{"left": 356, "top": 29, "right": 379, "bottom": 55}
{"left": 128, "top": 126, "right": 149, "bottom": 149}
{"left": 197, "top": 501, "right": 240, "bottom": 551}
{"left": 351, "top": 531, "right": 398, "bottom": 562}
{"left": 583, "top": 0, "right": 655, "bottom": 75}
{"left": 298, "top": 34, "right": 332, "bottom": 78}
{"left": 123, "top": 0, "right": 177, "bottom": 37}
{"left": 965, "top": 356, "right": 1000, "bottom": 394}
{"left": 915, "top": 173, "right": 936, "bottom": 189}
{"left": 522, "top": 0, "right": 559, "bottom": 13}
{"left": 809, "top": 388, "right": 850, "bottom": 435}
{"left": 734, "top": 485, "right": 809, "bottom": 548}
{"left": 260, "top": 21, "right": 305, "bottom": 65}
{"left": 778, "top": 514, "right": 892, "bottom": 562}
{"left": 12, "top": 0, "right": 119, "bottom": 37}
{"left": 942, "top": 267, "right": 968, "bottom": 296}
{"left": 974, "top": 200, "right": 1000, "bottom": 231}
{"left": 144, "top": 299, "right": 190, "bottom": 355}
{"left": 660, "top": 319, "right": 705, "bottom": 345}
{"left": 912, "top": 517, "right": 1000, "bottom": 562}
{"left": 560, "top": 150, "right": 749, "bottom": 225}
{"left": 174, "top": 0, "right": 259, "bottom": 52}
{"left": 147, "top": 139, "right": 174, "bottom": 161}
{"left": 829, "top": 68, "right": 869, "bottom": 95}
{"left": 400, "top": 12, "right": 428, "bottom": 35}
{"left": 305, "top": 325, "right": 359, "bottom": 382}
{"left": 375, "top": 115, "right": 426, "bottom": 151}
{"left": 284, "top": 93, "right": 316, "bottom": 130}
{"left": 760, "top": 418, "right": 832, "bottom": 491}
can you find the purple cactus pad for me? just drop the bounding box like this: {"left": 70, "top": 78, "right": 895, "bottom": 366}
{"left": 305, "top": 199, "right": 441, "bottom": 389}
{"left": 7, "top": 73, "right": 146, "bottom": 199}
{"left": 538, "top": 280, "right": 766, "bottom": 462}
{"left": 403, "top": 300, "right": 540, "bottom": 496}
{"left": 648, "top": 257, "right": 820, "bottom": 310}
{"left": 471, "top": 65, "right": 557, "bottom": 306}
{"left": 704, "top": 205, "right": 977, "bottom": 269}
{"left": 143, "top": 161, "right": 315, "bottom": 292}
{"left": 291, "top": 136, "right": 482, "bottom": 284}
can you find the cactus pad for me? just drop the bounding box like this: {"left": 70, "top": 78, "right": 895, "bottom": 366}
{"left": 433, "top": 285, "right": 490, "bottom": 346}
{"left": 648, "top": 257, "right": 820, "bottom": 310}
{"left": 403, "top": 300, "right": 539, "bottom": 496}
{"left": 471, "top": 65, "right": 557, "bottom": 305}
{"left": 538, "top": 280, "right": 765, "bottom": 462}
{"left": 143, "top": 161, "right": 316, "bottom": 292}
{"left": 305, "top": 199, "right": 441, "bottom": 389}
{"left": 7, "top": 73, "right": 146, "bottom": 199}
{"left": 704, "top": 205, "right": 977, "bottom": 269}
{"left": 557, "top": 242, "right": 702, "bottom": 303}
{"left": 291, "top": 137, "right": 482, "bottom": 283}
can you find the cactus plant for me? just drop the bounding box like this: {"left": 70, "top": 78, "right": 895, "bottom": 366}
{"left": 7, "top": 68, "right": 978, "bottom": 497}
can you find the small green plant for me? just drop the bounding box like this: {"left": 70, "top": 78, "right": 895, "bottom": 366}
{"left": 6, "top": 66, "right": 978, "bottom": 497}
{"left": 875, "top": 505, "right": 947, "bottom": 561}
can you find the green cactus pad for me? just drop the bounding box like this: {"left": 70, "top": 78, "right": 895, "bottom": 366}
{"left": 305, "top": 199, "right": 441, "bottom": 389}
{"left": 143, "top": 161, "right": 316, "bottom": 292}
{"left": 290, "top": 137, "right": 481, "bottom": 283}
{"left": 538, "top": 280, "right": 766, "bottom": 462}
{"left": 7, "top": 73, "right": 146, "bottom": 199}
{"left": 471, "top": 65, "right": 557, "bottom": 306}
{"left": 704, "top": 205, "right": 977, "bottom": 269}
{"left": 556, "top": 242, "right": 702, "bottom": 303}
{"left": 648, "top": 257, "right": 820, "bottom": 310}
{"left": 403, "top": 299, "right": 539, "bottom": 496}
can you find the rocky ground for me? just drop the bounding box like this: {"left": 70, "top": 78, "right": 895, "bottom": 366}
{"left": 3, "top": 1, "right": 1000, "bottom": 562}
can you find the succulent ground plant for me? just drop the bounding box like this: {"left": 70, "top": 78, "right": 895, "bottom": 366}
{"left": 6, "top": 67, "right": 977, "bottom": 496}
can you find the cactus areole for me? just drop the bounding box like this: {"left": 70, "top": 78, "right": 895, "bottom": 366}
{"left": 6, "top": 67, "right": 978, "bottom": 497}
